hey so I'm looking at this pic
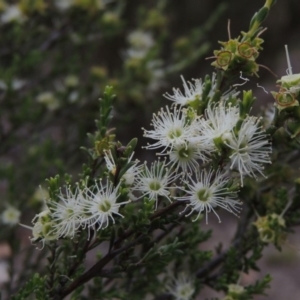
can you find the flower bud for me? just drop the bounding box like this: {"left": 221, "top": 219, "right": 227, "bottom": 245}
{"left": 253, "top": 213, "right": 286, "bottom": 244}
{"left": 271, "top": 89, "right": 299, "bottom": 112}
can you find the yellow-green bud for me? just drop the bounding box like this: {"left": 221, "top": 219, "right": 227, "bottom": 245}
{"left": 253, "top": 213, "right": 286, "bottom": 244}
{"left": 271, "top": 89, "right": 299, "bottom": 112}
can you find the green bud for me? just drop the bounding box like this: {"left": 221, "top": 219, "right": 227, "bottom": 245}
{"left": 239, "top": 90, "right": 255, "bottom": 118}
{"left": 255, "top": 7, "right": 269, "bottom": 24}
{"left": 272, "top": 90, "right": 299, "bottom": 112}
{"left": 216, "top": 51, "right": 232, "bottom": 70}
{"left": 253, "top": 213, "right": 286, "bottom": 244}
{"left": 237, "top": 42, "right": 255, "bottom": 59}
{"left": 201, "top": 75, "right": 212, "bottom": 100}
{"left": 124, "top": 138, "right": 138, "bottom": 157}
{"left": 213, "top": 136, "right": 224, "bottom": 152}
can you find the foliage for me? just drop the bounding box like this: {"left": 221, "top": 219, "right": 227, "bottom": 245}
{"left": 1, "top": 0, "right": 300, "bottom": 300}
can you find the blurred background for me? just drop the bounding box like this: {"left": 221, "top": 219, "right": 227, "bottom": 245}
{"left": 0, "top": 0, "right": 300, "bottom": 299}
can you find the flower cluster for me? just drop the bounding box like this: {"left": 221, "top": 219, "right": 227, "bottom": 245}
{"left": 211, "top": 38, "right": 263, "bottom": 76}
{"left": 141, "top": 74, "right": 273, "bottom": 221}
{"left": 30, "top": 70, "right": 273, "bottom": 239}
{"left": 31, "top": 180, "right": 130, "bottom": 243}
{"left": 144, "top": 75, "right": 272, "bottom": 186}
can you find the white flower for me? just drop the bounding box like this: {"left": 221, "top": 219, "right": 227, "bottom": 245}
{"left": 164, "top": 75, "right": 205, "bottom": 106}
{"left": 143, "top": 106, "right": 197, "bottom": 152}
{"left": 227, "top": 283, "right": 245, "bottom": 295}
{"left": 128, "top": 30, "right": 154, "bottom": 49}
{"left": 197, "top": 102, "right": 240, "bottom": 151}
{"left": 80, "top": 180, "right": 130, "bottom": 231}
{"left": 168, "top": 141, "right": 208, "bottom": 173}
{"left": 31, "top": 186, "right": 49, "bottom": 210}
{"left": 126, "top": 30, "right": 154, "bottom": 59}
{"left": 167, "top": 273, "right": 195, "bottom": 300}
{"left": 0, "top": 80, "right": 7, "bottom": 90}
{"left": 64, "top": 75, "right": 79, "bottom": 88}
{"left": 36, "top": 91, "right": 60, "bottom": 111}
{"left": 54, "top": 0, "right": 73, "bottom": 11}
{"left": 1, "top": 5, "right": 25, "bottom": 24}
{"left": 133, "top": 160, "right": 179, "bottom": 208}
{"left": 1, "top": 206, "right": 21, "bottom": 225}
{"left": 146, "top": 60, "right": 165, "bottom": 94}
{"left": 176, "top": 169, "right": 241, "bottom": 223}
{"left": 224, "top": 116, "right": 272, "bottom": 186}
{"left": 49, "top": 186, "right": 84, "bottom": 238}
{"left": 68, "top": 91, "right": 79, "bottom": 103}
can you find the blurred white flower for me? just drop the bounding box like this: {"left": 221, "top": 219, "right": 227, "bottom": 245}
{"left": 167, "top": 273, "right": 195, "bottom": 300}
{"left": 0, "top": 78, "right": 26, "bottom": 91}
{"left": 36, "top": 91, "right": 60, "bottom": 111}
{"left": 68, "top": 91, "right": 79, "bottom": 103}
{"left": 128, "top": 30, "right": 154, "bottom": 49}
{"left": 12, "top": 79, "right": 26, "bottom": 90}
{"left": 0, "top": 80, "right": 7, "bottom": 90}
{"left": 1, "top": 206, "right": 21, "bottom": 225}
{"left": 1, "top": 5, "right": 25, "bottom": 24}
{"left": 127, "top": 30, "right": 154, "bottom": 59}
{"left": 64, "top": 75, "right": 79, "bottom": 88}
{"left": 54, "top": 0, "right": 74, "bottom": 11}
{"left": 146, "top": 60, "right": 165, "bottom": 93}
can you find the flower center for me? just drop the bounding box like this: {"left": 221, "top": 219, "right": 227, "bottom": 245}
{"left": 237, "top": 142, "right": 249, "bottom": 155}
{"left": 149, "top": 180, "right": 161, "bottom": 191}
{"left": 178, "top": 146, "right": 191, "bottom": 159}
{"left": 168, "top": 128, "right": 182, "bottom": 139}
{"left": 99, "top": 200, "right": 112, "bottom": 212}
{"left": 197, "top": 188, "right": 211, "bottom": 202}
{"left": 67, "top": 208, "right": 74, "bottom": 216}
{"left": 178, "top": 283, "right": 194, "bottom": 298}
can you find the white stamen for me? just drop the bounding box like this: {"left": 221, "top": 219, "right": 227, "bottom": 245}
{"left": 233, "top": 72, "right": 249, "bottom": 87}
{"left": 285, "top": 45, "right": 293, "bottom": 75}
{"left": 257, "top": 83, "right": 268, "bottom": 94}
